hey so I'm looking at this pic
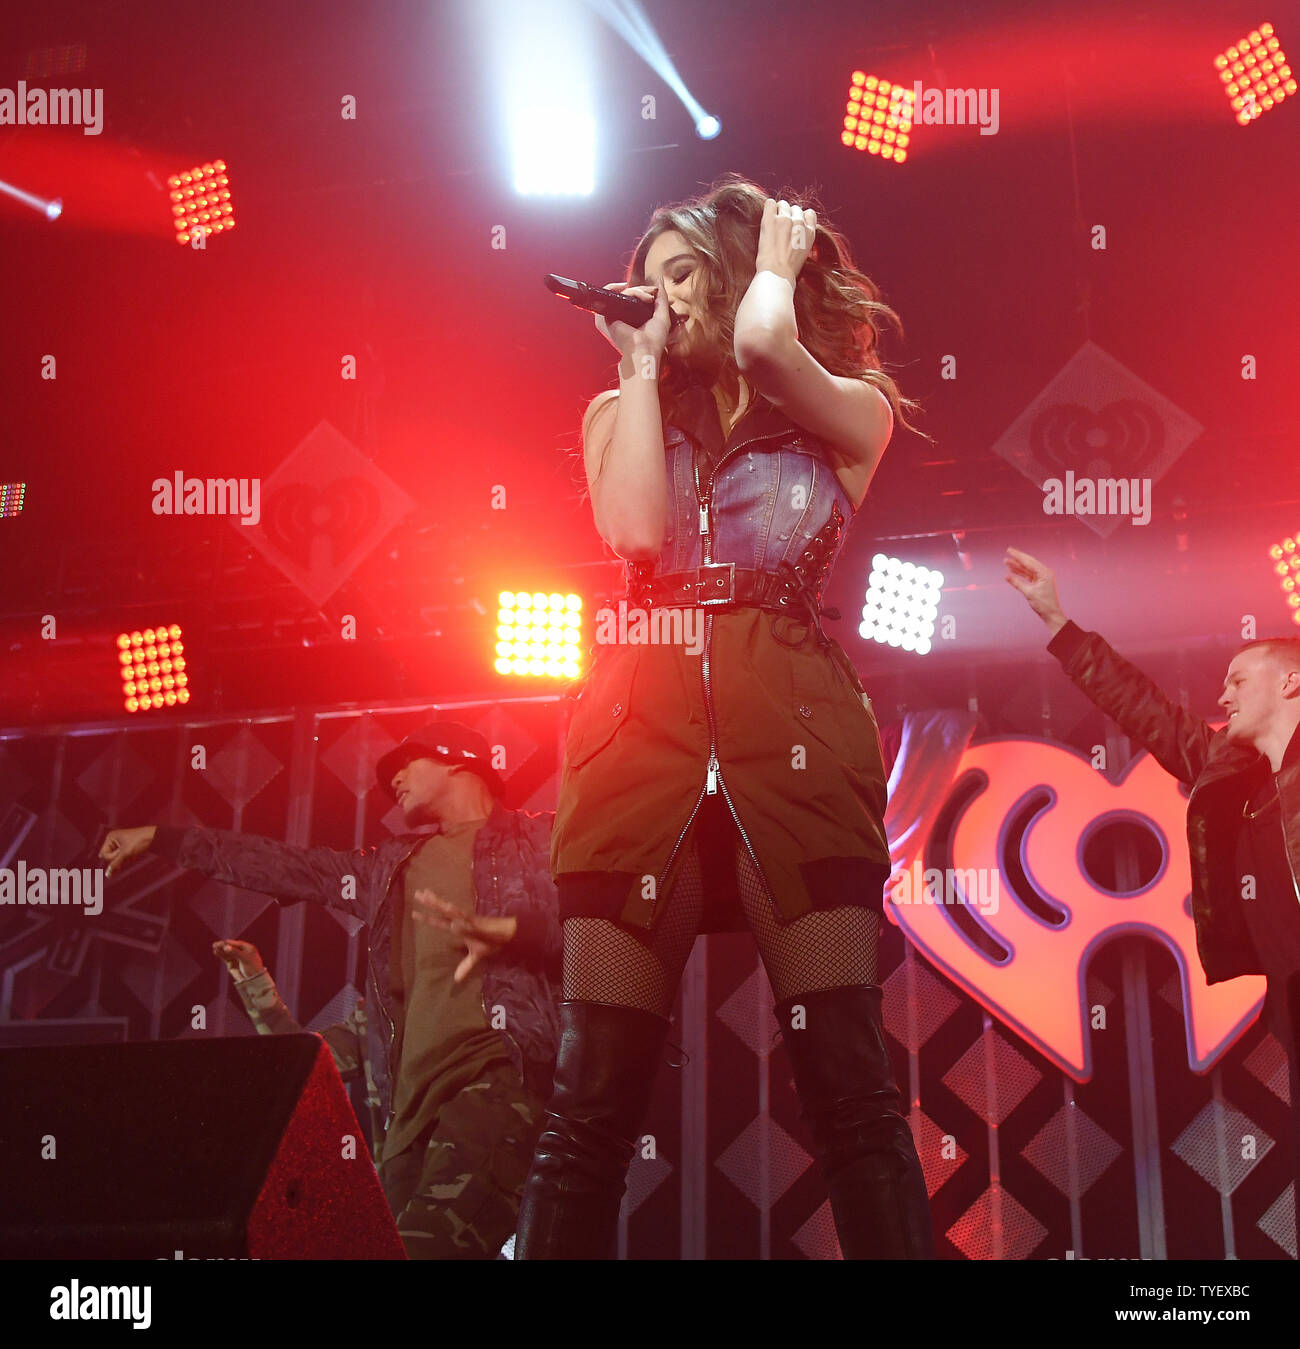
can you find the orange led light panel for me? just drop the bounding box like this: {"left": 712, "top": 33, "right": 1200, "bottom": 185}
{"left": 842, "top": 71, "right": 913, "bottom": 163}
{"left": 167, "top": 159, "right": 236, "bottom": 244}
{"left": 1214, "top": 23, "right": 1294, "bottom": 124}
{"left": 116, "top": 624, "right": 191, "bottom": 710}
{"left": 495, "top": 591, "right": 583, "bottom": 678}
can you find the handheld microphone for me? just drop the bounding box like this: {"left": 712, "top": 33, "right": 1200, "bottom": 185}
{"left": 544, "top": 274, "right": 656, "bottom": 328}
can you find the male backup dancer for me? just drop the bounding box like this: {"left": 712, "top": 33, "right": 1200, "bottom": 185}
{"left": 100, "top": 722, "right": 562, "bottom": 1260}
{"left": 1007, "top": 547, "right": 1300, "bottom": 1257}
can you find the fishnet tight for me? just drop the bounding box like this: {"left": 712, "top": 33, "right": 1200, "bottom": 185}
{"left": 563, "top": 797, "right": 879, "bottom": 1016}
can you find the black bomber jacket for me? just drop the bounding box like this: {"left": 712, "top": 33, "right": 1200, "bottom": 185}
{"left": 152, "top": 803, "right": 562, "bottom": 1133}
{"left": 1049, "top": 620, "right": 1300, "bottom": 985}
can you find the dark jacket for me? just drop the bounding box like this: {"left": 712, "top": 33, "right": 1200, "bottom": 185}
{"left": 1049, "top": 621, "right": 1300, "bottom": 984}
{"left": 152, "top": 803, "right": 562, "bottom": 1125}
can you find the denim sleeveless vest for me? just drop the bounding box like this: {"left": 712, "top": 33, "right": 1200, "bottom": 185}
{"left": 624, "top": 381, "right": 854, "bottom": 619}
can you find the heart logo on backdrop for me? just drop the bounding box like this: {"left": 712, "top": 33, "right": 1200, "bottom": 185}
{"left": 236, "top": 421, "right": 415, "bottom": 607}
{"left": 263, "top": 478, "right": 384, "bottom": 571}
{"left": 884, "top": 718, "right": 1264, "bottom": 1082}
{"left": 1030, "top": 398, "right": 1165, "bottom": 478}
{"left": 991, "top": 341, "right": 1202, "bottom": 537}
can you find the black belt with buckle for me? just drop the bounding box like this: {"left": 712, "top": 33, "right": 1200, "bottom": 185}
{"left": 626, "top": 563, "right": 840, "bottom": 642}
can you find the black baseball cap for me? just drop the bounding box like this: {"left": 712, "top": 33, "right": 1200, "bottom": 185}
{"left": 375, "top": 721, "right": 505, "bottom": 800}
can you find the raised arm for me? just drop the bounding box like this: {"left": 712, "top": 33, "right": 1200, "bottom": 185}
{"left": 216, "top": 939, "right": 306, "bottom": 1036}
{"left": 733, "top": 200, "right": 893, "bottom": 504}
{"left": 1005, "top": 547, "right": 1216, "bottom": 786}
{"left": 217, "top": 939, "right": 363, "bottom": 1083}
{"left": 583, "top": 281, "right": 673, "bottom": 558}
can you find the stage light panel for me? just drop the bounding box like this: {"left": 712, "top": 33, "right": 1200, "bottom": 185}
{"left": 859, "top": 554, "right": 944, "bottom": 655}
{"left": 117, "top": 623, "right": 190, "bottom": 711}
{"left": 495, "top": 591, "right": 582, "bottom": 677}
{"left": 1214, "top": 23, "right": 1294, "bottom": 124}
{"left": 168, "top": 160, "right": 235, "bottom": 244}
{"left": 1269, "top": 532, "right": 1300, "bottom": 626}
{"left": 841, "top": 72, "right": 913, "bottom": 163}
{"left": 0, "top": 483, "right": 25, "bottom": 518}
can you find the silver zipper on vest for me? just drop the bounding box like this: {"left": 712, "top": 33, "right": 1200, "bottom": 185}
{"left": 653, "top": 431, "right": 784, "bottom": 910}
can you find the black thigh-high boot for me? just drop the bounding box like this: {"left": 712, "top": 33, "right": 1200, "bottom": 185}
{"left": 515, "top": 999, "right": 671, "bottom": 1259}
{"left": 776, "top": 982, "right": 935, "bottom": 1259}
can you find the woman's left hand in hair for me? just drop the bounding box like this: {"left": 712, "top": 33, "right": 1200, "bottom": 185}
{"left": 755, "top": 198, "right": 817, "bottom": 284}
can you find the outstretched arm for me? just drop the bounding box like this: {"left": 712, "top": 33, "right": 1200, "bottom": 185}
{"left": 101, "top": 824, "right": 385, "bottom": 922}
{"left": 1005, "top": 547, "right": 1217, "bottom": 787}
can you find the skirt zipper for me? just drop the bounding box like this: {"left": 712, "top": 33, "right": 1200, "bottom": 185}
{"left": 701, "top": 604, "right": 777, "bottom": 909}
{"left": 654, "top": 452, "right": 778, "bottom": 911}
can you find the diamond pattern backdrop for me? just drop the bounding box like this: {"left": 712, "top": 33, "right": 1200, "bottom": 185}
{"left": 0, "top": 698, "right": 1292, "bottom": 1258}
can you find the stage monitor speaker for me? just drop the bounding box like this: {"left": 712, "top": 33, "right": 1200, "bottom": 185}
{"left": 0, "top": 1034, "right": 405, "bottom": 1259}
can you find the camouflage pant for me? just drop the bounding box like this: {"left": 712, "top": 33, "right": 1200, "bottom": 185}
{"left": 379, "top": 1065, "right": 544, "bottom": 1260}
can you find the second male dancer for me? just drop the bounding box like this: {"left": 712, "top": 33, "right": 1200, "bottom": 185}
{"left": 100, "top": 721, "right": 562, "bottom": 1259}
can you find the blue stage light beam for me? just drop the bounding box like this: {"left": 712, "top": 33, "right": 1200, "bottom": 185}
{"left": 0, "top": 178, "right": 63, "bottom": 219}
{"left": 583, "top": 0, "right": 722, "bottom": 139}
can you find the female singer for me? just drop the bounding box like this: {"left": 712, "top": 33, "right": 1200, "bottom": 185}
{"left": 517, "top": 173, "right": 935, "bottom": 1259}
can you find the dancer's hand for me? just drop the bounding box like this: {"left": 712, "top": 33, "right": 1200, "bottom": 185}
{"left": 100, "top": 825, "right": 156, "bottom": 876}
{"left": 411, "top": 889, "right": 518, "bottom": 983}
{"left": 214, "top": 939, "right": 265, "bottom": 981}
{"left": 1004, "top": 547, "right": 1069, "bottom": 636}
{"left": 755, "top": 197, "right": 817, "bottom": 284}
{"left": 595, "top": 281, "right": 671, "bottom": 361}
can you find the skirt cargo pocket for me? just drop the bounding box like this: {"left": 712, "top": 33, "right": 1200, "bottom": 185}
{"left": 563, "top": 648, "right": 637, "bottom": 769}
{"left": 790, "top": 644, "right": 882, "bottom": 771}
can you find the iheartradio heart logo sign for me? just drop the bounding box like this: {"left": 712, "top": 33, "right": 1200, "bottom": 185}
{"left": 885, "top": 714, "right": 1265, "bottom": 1082}
{"left": 991, "top": 341, "right": 1203, "bottom": 538}
{"left": 236, "top": 421, "right": 415, "bottom": 606}
{"left": 1029, "top": 398, "right": 1164, "bottom": 476}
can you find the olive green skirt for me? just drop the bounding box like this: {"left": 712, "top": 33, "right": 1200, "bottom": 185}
{"left": 551, "top": 607, "right": 892, "bottom": 933}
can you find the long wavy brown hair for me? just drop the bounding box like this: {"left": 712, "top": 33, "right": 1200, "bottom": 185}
{"left": 624, "top": 172, "right": 926, "bottom": 441}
